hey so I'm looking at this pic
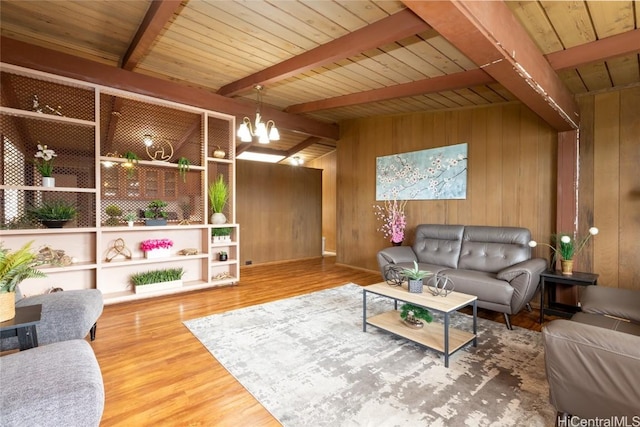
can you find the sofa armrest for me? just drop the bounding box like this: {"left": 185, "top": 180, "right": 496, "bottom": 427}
{"left": 376, "top": 247, "right": 417, "bottom": 279}
{"left": 543, "top": 319, "right": 640, "bottom": 418}
{"left": 581, "top": 286, "right": 640, "bottom": 323}
{"left": 496, "top": 258, "right": 546, "bottom": 313}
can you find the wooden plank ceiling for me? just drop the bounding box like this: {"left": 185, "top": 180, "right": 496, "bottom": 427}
{"left": 1, "top": 0, "right": 639, "bottom": 164}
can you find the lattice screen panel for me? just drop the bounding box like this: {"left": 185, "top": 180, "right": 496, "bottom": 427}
{"left": 99, "top": 93, "right": 203, "bottom": 166}
{"left": 1, "top": 70, "right": 95, "bottom": 121}
{"left": 208, "top": 115, "right": 233, "bottom": 160}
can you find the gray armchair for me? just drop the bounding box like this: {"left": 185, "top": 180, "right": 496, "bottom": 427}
{"left": 0, "top": 288, "right": 103, "bottom": 351}
{"left": 542, "top": 286, "right": 640, "bottom": 420}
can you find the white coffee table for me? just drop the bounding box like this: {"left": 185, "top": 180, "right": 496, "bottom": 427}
{"left": 363, "top": 282, "right": 477, "bottom": 367}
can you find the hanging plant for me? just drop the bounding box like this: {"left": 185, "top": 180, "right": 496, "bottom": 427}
{"left": 177, "top": 157, "right": 190, "bottom": 183}
{"left": 122, "top": 151, "right": 139, "bottom": 178}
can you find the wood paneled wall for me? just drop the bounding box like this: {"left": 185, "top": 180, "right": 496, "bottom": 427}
{"left": 336, "top": 103, "right": 558, "bottom": 273}
{"left": 307, "top": 151, "right": 337, "bottom": 253}
{"left": 577, "top": 85, "right": 640, "bottom": 290}
{"left": 236, "top": 160, "right": 322, "bottom": 265}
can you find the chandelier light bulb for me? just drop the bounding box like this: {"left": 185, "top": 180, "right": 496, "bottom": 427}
{"left": 236, "top": 86, "right": 279, "bottom": 144}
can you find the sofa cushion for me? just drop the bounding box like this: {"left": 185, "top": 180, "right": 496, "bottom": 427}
{"left": 0, "top": 339, "right": 104, "bottom": 426}
{"left": 412, "top": 224, "right": 464, "bottom": 268}
{"left": 571, "top": 312, "right": 640, "bottom": 337}
{"left": 440, "top": 269, "right": 514, "bottom": 307}
{"left": 581, "top": 286, "right": 640, "bottom": 323}
{"left": 458, "top": 226, "right": 531, "bottom": 273}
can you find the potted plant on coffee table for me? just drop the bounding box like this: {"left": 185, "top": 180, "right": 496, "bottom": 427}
{"left": 27, "top": 199, "right": 78, "bottom": 228}
{"left": 400, "top": 303, "right": 433, "bottom": 329}
{"left": 0, "top": 241, "right": 46, "bottom": 321}
{"left": 401, "top": 261, "right": 431, "bottom": 293}
{"left": 144, "top": 199, "right": 168, "bottom": 226}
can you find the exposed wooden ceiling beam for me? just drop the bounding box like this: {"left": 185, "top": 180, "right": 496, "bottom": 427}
{"left": 286, "top": 137, "right": 321, "bottom": 157}
{"left": 402, "top": 0, "right": 579, "bottom": 131}
{"left": 285, "top": 69, "right": 493, "bottom": 114}
{"left": 121, "top": 0, "right": 183, "bottom": 71}
{"left": 0, "top": 37, "right": 339, "bottom": 141}
{"left": 217, "top": 8, "right": 433, "bottom": 97}
{"left": 545, "top": 28, "right": 640, "bottom": 72}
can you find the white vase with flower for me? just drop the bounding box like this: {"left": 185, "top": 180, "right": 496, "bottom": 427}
{"left": 34, "top": 144, "right": 57, "bottom": 187}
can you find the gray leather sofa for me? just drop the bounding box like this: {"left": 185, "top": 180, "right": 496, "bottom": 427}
{"left": 0, "top": 339, "right": 105, "bottom": 426}
{"left": 377, "top": 224, "right": 547, "bottom": 329}
{"left": 542, "top": 286, "right": 640, "bottom": 420}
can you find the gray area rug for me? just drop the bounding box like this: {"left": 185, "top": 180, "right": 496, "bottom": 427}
{"left": 184, "top": 284, "right": 555, "bottom": 426}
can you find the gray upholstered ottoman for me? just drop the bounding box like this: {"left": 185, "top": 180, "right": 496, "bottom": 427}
{"left": 1, "top": 289, "right": 103, "bottom": 351}
{"left": 0, "top": 339, "right": 104, "bottom": 426}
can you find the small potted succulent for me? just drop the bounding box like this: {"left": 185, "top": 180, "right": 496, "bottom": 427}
{"left": 27, "top": 199, "right": 78, "bottom": 228}
{"left": 218, "top": 251, "right": 228, "bottom": 261}
{"left": 401, "top": 261, "right": 431, "bottom": 293}
{"left": 144, "top": 199, "right": 168, "bottom": 226}
{"left": 123, "top": 212, "right": 137, "bottom": 227}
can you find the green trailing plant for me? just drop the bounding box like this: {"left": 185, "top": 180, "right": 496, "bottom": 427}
{"left": 211, "top": 227, "right": 232, "bottom": 237}
{"left": 122, "top": 151, "right": 139, "bottom": 178}
{"left": 105, "top": 204, "right": 123, "bottom": 226}
{"left": 130, "top": 267, "right": 185, "bottom": 286}
{"left": 0, "top": 241, "right": 46, "bottom": 293}
{"left": 400, "top": 303, "right": 433, "bottom": 324}
{"left": 401, "top": 261, "right": 431, "bottom": 281}
{"left": 208, "top": 174, "right": 228, "bottom": 214}
{"left": 27, "top": 199, "right": 78, "bottom": 221}
{"left": 144, "top": 199, "right": 168, "bottom": 220}
{"left": 177, "top": 157, "right": 190, "bottom": 183}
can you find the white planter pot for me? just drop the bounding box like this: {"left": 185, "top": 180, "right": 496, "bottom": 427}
{"left": 127, "top": 221, "right": 134, "bottom": 227}
{"left": 210, "top": 213, "right": 227, "bottom": 224}
{"left": 144, "top": 247, "right": 171, "bottom": 259}
{"left": 213, "top": 235, "right": 231, "bottom": 243}
{"left": 42, "top": 177, "right": 55, "bottom": 187}
{"left": 135, "top": 279, "right": 182, "bottom": 294}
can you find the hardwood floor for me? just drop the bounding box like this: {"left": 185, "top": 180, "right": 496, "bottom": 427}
{"left": 93, "top": 256, "right": 547, "bottom": 426}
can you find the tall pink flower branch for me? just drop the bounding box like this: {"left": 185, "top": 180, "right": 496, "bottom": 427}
{"left": 373, "top": 198, "right": 408, "bottom": 244}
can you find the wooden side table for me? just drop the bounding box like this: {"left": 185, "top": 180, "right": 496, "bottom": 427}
{"left": 539, "top": 271, "right": 598, "bottom": 323}
{"left": 0, "top": 304, "right": 42, "bottom": 350}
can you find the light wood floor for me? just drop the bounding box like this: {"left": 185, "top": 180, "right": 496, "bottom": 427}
{"left": 93, "top": 256, "right": 546, "bottom": 426}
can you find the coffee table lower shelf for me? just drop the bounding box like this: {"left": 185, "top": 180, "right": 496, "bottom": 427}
{"left": 366, "top": 310, "right": 476, "bottom": 362}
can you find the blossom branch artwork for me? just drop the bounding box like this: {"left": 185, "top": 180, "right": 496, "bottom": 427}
{"left": 376, "top": 143, "right": 468, "bottom": 200}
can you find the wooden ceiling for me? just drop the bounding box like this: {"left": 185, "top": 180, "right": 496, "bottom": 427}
{"left": 1, "top": 0, "right": 639, "bottom": 164}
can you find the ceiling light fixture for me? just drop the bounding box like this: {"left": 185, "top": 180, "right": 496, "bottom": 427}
{"left": 291, "top": 156, "right": 304, "bottom": 166}
{"left": 237, "top": 85, "right": 280, "bottom": 144}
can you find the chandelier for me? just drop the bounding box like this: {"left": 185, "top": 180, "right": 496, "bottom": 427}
{"left": 237, "top": 85, "right": 280, "bottom": 144}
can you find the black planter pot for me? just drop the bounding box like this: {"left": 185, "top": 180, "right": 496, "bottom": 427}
{"left": 41, "top": 220, "right": 69, "bottom": 228}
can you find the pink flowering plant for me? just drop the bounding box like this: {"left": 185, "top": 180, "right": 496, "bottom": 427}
{"left": 33, "top": 144, "right": 57, "bottom": 177}
{"left": 140, "top": 238, "right": 173, "bottom": 252}
{"left": 373, "top": 198, "right": 407, "bottom": 243}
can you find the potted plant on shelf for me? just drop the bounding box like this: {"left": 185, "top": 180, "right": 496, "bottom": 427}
{"left": 123, "top": 212, "right": 137, "bottom": 227}
{"left": 401, "top": 261, "right": 431, "bottom": 293}
{"left": 33, "top": 143, "right": 57, "bottom": 187}
{"left": 130, "top": 267, "right": 185, "bottom": 294}
{"left": 211, "top": 227, "right": 232, "bottom": 243}
{"left": 144, "top": 199, "right": 168, "bottom": 226}
{"left": 105, "top": 204, "right": 123, "bottom": 226}
{"left": 0, "top": 241, "right": 46, "bottom": 322}
{"left": 400, "top": 303, "right": 433, "bottom": 329}
{"left": 177, "top": 157, "right": 190, "bottom": 183}
{"left": 529, "top": 227, "right": 599, "bottom": 275}
{"left": 27, "top": 199, "right": 78, "bottom": 228}
{"left": 140, "top": 238, "right": 173, "bottom": 259}
{"left": 208, "top": 174, "right": 228, "bottom": 224}
{"left": 218, "top": 251, "right": 228, "bottom": 261}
